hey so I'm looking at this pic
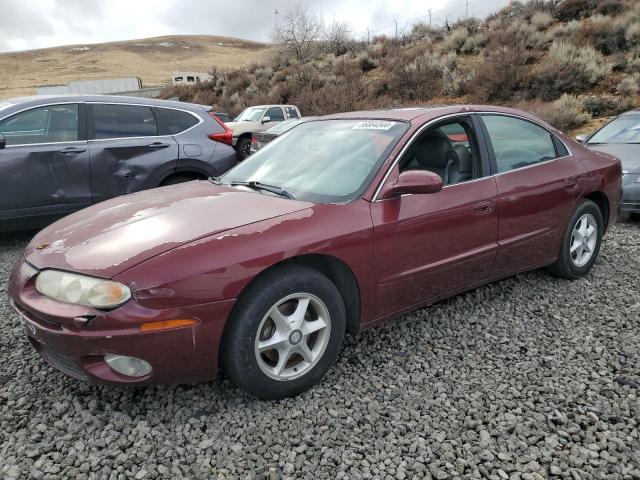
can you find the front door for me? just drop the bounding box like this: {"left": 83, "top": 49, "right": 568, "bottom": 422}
{"left": 0, "top": 103, "right": 91, "bottom": 224}
{"left": 371, "top": 117, "right": 499, "bottom": 318}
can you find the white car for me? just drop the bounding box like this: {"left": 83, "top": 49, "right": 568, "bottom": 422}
{"left": 226, "top": 105, "right": 301, "bottom": 159}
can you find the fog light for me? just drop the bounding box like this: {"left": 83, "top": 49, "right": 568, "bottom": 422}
{"left": 104, "top": 354, "right": 152, "bottom": 378}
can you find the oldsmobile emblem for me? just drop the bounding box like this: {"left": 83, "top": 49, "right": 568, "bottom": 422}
{"left": 35, "top": 243, "right": 50, "bottom": 250}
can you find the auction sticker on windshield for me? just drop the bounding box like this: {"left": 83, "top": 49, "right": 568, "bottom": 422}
{"left": 352, "top": 120, "right": 396, "bottom": 130}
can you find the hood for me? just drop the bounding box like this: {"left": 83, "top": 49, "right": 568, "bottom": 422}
{"left": 25, "top": 181, "right": 312, "bottom": 278}
{"left": 587, "top": 143, "right": 640, "bottom": 172}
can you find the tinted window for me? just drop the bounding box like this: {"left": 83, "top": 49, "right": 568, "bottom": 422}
{"left": 0, "top": 104, "right": 79, "bottom": 145}
{"left": 158, "top": 108, "right": 199, "bottom": 135}
{"left": 285, "top": 107, "right": 299, "bottom": 119}
{"left": 482, "top": 115, "right": 557, "bottom": 173}
{"left": 266, "top": 107, "right": 285, "bottom": 122}
{"left": 92, "top": 104, "right": 157, "bottom": 139}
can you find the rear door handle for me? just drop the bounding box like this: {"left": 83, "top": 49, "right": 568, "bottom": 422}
{"left": 473, "top": 200, "right": 495, "bottom": 215}
{"left": 147, "top": 142, "right": 170, "bottom": 149}
{"left": 58, "top": 146, "right": 86, "bottom": 155}
{"left": 564, "top": 177, "right": 578, "bottom": 189}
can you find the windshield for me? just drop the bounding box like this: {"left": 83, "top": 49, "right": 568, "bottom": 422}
{"left": 588, "top": 115, "right": 640, "bottom": 144}
{"left": 221, "top": 119, "right": 409, "bottom": 203}
{"left": 235, "top": 107, "right": 266, "bottom": 122}
{"left": 264, "top": 118, "right": 301, "bottom": 135}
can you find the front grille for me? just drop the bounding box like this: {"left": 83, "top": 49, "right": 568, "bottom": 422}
{"left": 41, "top": 347, "right": 89, "bottom": 381}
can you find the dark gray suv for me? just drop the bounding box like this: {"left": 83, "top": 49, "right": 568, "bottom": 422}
{"left": 0, "top": 95, "right": 236, "bottom": 231}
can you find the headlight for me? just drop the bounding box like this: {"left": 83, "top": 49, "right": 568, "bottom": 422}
{"left": 35, "top": 270, "right": 131, "bottom": 308}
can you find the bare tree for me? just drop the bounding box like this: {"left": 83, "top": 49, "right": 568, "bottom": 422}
{"left": 274, "top": 5, "right": 323, "bottom": 63}
{"left": 325, "top": 20, "right": 352, "bottom": 56}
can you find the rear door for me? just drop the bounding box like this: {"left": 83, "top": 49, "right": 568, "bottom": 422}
{"left": 87, "top": 103, "right": 180, "bottom": 203}
{"left": 0, "top": 103, "right": 91, "bottom": 223}
{"left": 479, "top": 114, "right": 584, "bottom": 276}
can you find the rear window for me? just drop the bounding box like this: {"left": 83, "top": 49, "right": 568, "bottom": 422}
{"left": 158, "top": 108, "right": 199, "bottom": 135}
{"left": 92, "top": 104, "right": 157, "bottom": 139}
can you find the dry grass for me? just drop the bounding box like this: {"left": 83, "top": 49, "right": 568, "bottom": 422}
{"left": 0, "top": 35, "right": 271, "bottom": 99}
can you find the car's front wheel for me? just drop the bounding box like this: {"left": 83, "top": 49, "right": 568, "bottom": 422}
{"left": 548, "top": 199, "right": 603, "bottom": 279}
{"left": 221, "top": 265, "right": 346, "bottom": 399}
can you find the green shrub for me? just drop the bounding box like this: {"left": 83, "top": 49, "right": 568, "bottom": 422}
{"left": 583, "top": 95, "right": 635, "bottom": 116}
{"left": 596, "top": 0, "right": 623, "bottom": 15}
{"left": 525, "top": 94, "right": 591, "bottom": 130}
{"left": 616, "top": 77, "right": 639, "bottom": 96}
{"left": 554, "top": 0, "right": 597, "bottom": 22}
{"left": 530, "top": 12, "right": 554, "bottom": 30}
{"left": 530, "top": 42, "right": 611, "bottom": 100}
{"left": 573, "top": 14, "right": 628, "bottom": 54}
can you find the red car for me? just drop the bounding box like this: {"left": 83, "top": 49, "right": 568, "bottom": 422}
{"left": 8, "top": 106, "right": 621, "bottom": 399}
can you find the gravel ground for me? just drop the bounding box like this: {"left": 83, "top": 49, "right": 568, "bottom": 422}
{"left": 0, "top": 222, "right": 639, "bottom": 480}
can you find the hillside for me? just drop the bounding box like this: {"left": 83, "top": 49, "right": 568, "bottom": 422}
{"left": 0, "top": 35, "right": 271, "bottom": 99}
{"left": 161, "top": 0, "right": 640, "bottom": 137}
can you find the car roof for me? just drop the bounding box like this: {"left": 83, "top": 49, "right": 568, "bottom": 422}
{"left": 0, "top": 94, "right": 211, "bottom": 113}
{"left": 248, "top": 105, "right": 298, "bottom": 109}
{"left": 321, "top": 104, "right": 551, "bottom": 125}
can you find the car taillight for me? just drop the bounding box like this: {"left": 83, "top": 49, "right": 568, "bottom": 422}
{"left": 207, "top": 112, "right": 233, "bottom": 145}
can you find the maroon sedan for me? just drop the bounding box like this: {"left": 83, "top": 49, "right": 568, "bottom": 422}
{"left": 8, "top": 106, "right": 621, "bottom": 399}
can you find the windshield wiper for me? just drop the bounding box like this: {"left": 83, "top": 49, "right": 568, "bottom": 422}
{"left": 208, "top": 176, "right": 223, "bottom": 185}
{"left": 230, "top": 181, "right": 296, "bottom": 200}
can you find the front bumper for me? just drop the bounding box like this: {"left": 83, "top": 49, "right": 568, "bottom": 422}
{"left": 622, "top": 176, "right": 640, "bottom": 213}
{"left": 8, "top": 261, "right": 235, "bottom": 386}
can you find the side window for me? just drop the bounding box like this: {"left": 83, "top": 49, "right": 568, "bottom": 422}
{"left": 265, "top": 107, "right": 285, "bottom": 122}
{"left": 0, "top": 104, "right": 78, "bottom": 145}
{"left": 285, "top": 107, "right": 299, "bottom": 119}
{"left": 398, "top": 120, "right": 478, "bottom": 185}
{"left": 482, "top": 115, "right": 557, "bottom": 173}
{"left": 157, "top": 108, "right": 199, "bottom": 135}
{"left": 92, "top": 104, "right": 157, "bottom": 139}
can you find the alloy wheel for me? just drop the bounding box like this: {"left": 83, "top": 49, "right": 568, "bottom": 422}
{"left": 570, "top": 213, "right": 597, "bottom": 267}
{"left": 254, "top": 293, "right": 331, "bottom": 381}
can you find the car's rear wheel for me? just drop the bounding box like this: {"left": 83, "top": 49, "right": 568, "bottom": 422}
{"left": 236, "top": 137, "right": 251, "bottom": 161}
{"left": 221, "top": 265, "right": 346, "bottom": 399}
{"left": 548, "top": 199, "right": 603, "bottom": 279}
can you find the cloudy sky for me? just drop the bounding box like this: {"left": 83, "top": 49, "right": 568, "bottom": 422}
{"left": 0, "top": 0, "right": 510, "bottom": 53}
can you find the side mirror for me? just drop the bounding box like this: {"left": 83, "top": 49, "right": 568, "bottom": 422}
{"left": 0, "top": 134, "right": 5, "bottom": 150}
{"left": 261, "top": 116, "right": 271, "bottom": 124}
{"left": 379, "top": 170, "right": 444, "bottom": 199}
{"left": 575, "top": 134, "right": 588, "bottom": 144}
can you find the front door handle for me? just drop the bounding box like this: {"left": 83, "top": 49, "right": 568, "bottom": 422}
{"left": 147, "top": 142, "right": 170, "bottom": 149}
{"left": 58, "top": 146, "right": 86, "bottom": 155}
{"left": 473, "top": 200, "right": 495, "bottom": 215}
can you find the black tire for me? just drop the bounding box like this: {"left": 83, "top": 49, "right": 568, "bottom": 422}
{"left": 236, "top": 137, "right": 251, "bottom": 161}
{"left": 221, "top": 265, "right": 346, "bottom": 400}
{"left": 547, "top": 199, "right": 603, "bottom": 279}
{"left": 160, "top": 175, "right": 195, "bottom": 186}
